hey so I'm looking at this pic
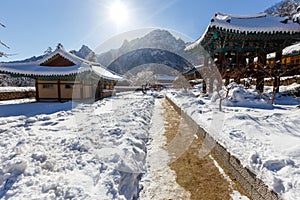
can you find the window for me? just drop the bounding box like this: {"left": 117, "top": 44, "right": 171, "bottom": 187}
{"left": 65, "top": 84, "right": 74, "bottom": 89}
{"left": 43, "top": 84, "right": 54, "bottom": 89}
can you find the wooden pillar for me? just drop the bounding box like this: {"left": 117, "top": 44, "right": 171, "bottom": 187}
{"left": 203, "top": 57, "right": 209, "bottom": 94}
{"left": 208, "top": 60, "right": 214, "bottom": 94}
{"left": 247, "top": 54, "right": 253, "bottom": 80}
{"left": 219, "top": 51, "right": 230, "bottom": 86}
{"left": 248, "top": 56, "right": 254, "bottom": 66}
{"left": 234, "top": 51, "right": 243, "bottom": 84}
{"left": 256, "top": 76, "right": 264, "bottom": 93}
{"left": 57, "top": 79, "right": 61, "bottom": 102}
{"left": 35, "top": 79, "right": 39, "bottom": 101}
{"left": 80, "top": 81, "right": 84, "bottom": 99}
{"left": 273, "top": 76, "right": 280, "bottom": 93}
{"left": 218, "top": 52, "right": 225, "bottom": 71}
{"left": 100, "top": 79, "right": 104, "bottom": 99}
{"left": 241, "top": 53, "right": 247, "bottom": 86}
{"left": 275, "top": 50, "right": 282, "bottom": 63}
{"left": 224, "top": 76, "right": 229, "bottom": 86}
{"left": 256, "top": 53, "right": 266, "bottom": 93}
{"left": 94, "top": 80, "right": 100, "bottom": 101}
{"left": 92, "top": 82, "right": 96, "bottom": 101}
{"left": 273, "top": 50, "right": 282, "bottom": 93}
{"left": 237, "top": 52, "right": 243, "bottom": 69}
{"left": 202, "top": 80, "right": 207, "bottom": 94}
{"left": 224, "top": 51, "right": 232, "bottom": 86}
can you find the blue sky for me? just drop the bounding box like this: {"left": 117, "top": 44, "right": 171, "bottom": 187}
{"left": 1, "top": 0, "right": 280, "bottom": 61}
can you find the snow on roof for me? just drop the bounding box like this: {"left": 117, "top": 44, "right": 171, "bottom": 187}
{"left": 0, "top": 45, "right": 122, "bottom": 80}
{"left": 282, "top": 42, "right": 300, "bottom": 55}
{"left": 267, "top": 52, "right": 276, "bottom": 59}
{"left": 212, "top": 12, "right": 300, "bottom": 33}
{"left": 267, "top": 42, "right": 300, "bottom": 59}
{"left": 92, "top": 65, "right": 122, "bottom": 81}
{"left": 183, "top": 64, "right": 206, "bottom": 75}
{"left": 156, "top": 75, "right": 177, "bottom": 81}
{"left": 186, "top": 12, "right": 300, "bottom": 51}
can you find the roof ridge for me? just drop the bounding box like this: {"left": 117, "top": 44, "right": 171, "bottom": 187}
{"left": 38, "top": 48, "right": 79, "bottom": 66}
{"left": 215, "top": 12, "right": 267, "bottom": 19}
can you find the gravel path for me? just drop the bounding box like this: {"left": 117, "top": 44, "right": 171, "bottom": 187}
{"left": 163, "top": 99, "right": 248, "bottom": 200}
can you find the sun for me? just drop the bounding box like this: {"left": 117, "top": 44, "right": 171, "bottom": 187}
{"left": 108, "top": 1, "right": 129, "bottom": 25}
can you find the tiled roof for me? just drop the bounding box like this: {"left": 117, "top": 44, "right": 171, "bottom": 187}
{"left": 186, "top": 12, "right": 300, "bottom": 51}
{"left": 0, "top": 45, "right": 122, "bottom": 80}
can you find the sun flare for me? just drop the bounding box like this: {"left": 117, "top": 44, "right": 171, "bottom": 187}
{"left": 108, "top": 1, "right": 129, "bottom": 25}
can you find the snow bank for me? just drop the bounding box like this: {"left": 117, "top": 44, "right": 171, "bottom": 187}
{"left": 0, "top": 92, "right": 155, "bottom": 199}
{"left": 167, "top": 84, "right": 300, "bottom": 199}
{"left": 0, "top": 87, "right": 35, "bottom": 93}
{"left": 221, "top": 83, "right": 273, "bottom": 109}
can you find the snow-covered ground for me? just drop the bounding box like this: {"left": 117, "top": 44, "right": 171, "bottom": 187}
{"left": 1, "top": 83, "right": 299, "bottom": 199}
{"left": 0, "top": 89, "right": 251, "bottom": 200}
{"left": 0, "top": 98, "right": 36, "bottom": 105}
{"left": 0, "top": 92, "right": 155, "bottom": 199}
{"left": 167, "top": 83, "right": 300, "bottom": 200}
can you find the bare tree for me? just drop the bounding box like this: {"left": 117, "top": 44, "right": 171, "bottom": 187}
{"left": 128, "top": 70, "right": 157, "bottom": 94}
{"left": 131, "top": 70, "right": 156, "bottom": 86}
{"left": 0, "top": 22, "right": 11, "bottom": 58}
{"left": 173, "top": 74, "right": 191, "bottom": 93}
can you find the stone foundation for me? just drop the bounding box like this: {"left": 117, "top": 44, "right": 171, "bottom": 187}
{"left": 0, "top": 91, "right": 36, "bottom": 101}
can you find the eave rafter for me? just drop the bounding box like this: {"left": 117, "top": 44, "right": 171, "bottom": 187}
{"left": 201, "top": 27, "right": 300, "bottom": 55}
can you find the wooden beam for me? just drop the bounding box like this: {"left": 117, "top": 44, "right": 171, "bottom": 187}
{"left": 256, "top": 52, "right": 266, "bottom": 93}
{"left": 35, "top": 79, "right": 39, "bottom": 101}
{"left": 58, "top": 80, "right": 61, "bottom": 102}
{"left": 80, "top": 81, "right": 83, "bottom": 99}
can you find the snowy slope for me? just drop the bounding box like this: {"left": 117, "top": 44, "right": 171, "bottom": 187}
{"left": 167, "top": 84, "right": 300, "bottom": 200}
{"left": 0, "top": 92, "right": 154, "bottom": 199}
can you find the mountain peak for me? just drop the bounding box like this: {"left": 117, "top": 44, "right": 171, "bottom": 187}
{"left": 95, "top": 29, "right": 197, "bottom": 74}
{"left": 73, "top": 45, "right": 93, "bottom": 59}
{"left": 265, "top": 0, "right": 300, "bottom": 17}
{"left": 97, "top": 29, "right": 190, "bottom": 68}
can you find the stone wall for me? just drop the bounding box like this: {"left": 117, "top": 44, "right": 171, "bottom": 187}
{"left": 0, "top": 91, "right": 36, "bottom": 101}
{"left": 264, "top": 76, "right": 300, "bottom": 86}
{"left": 166, "top": 96, "right": 282, "bottom": 200}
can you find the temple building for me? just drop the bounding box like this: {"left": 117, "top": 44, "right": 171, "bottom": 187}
{"left": 185, "top": 12, "right": 300, "bottom": 92}
{"left": 0, "top": 44, "right": 122, "bottom": 102}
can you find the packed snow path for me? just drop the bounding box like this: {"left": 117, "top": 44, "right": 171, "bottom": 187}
{"left": 139, "top": 99, "right": 190, "bottom": 199}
